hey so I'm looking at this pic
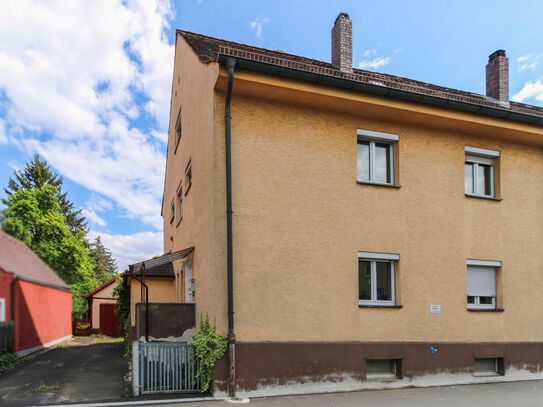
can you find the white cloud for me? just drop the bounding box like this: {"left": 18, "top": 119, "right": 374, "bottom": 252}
{"left": 89, "top": 230, "right": 163, "bottom": 271}
{"left": 0, "top": 0, "right": 174, "bottom": 230}
{"left": 516, "top": 52, "right": 543, "bottom": 73}
{"left": 250, "top": 17, "right": 269, "bottom": 39}
{"left": 358, "top": 48, "right": 391, "bottom": 70}
{"left": 512, "top": 80, "right": 543, "bottom": 103}
{"left": 358, "top": 56, "right": 390, "bottom": 70}
{"left": 519, "top": 62, "right": 538, "bottom": 72}
{"left": 87, "top": 193, "right": 115, "bottom": 213}
{"left": 151, "top": 130, "right": 169, "bottom": 143}
{"left": 0, "top": 119, "right": 6, "bottom": 144}
{"left": 81, "top": 208, "right": 108, "bottom": 227}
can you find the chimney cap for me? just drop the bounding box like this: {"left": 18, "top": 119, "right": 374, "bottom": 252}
{"left": 334, "top": 12, "right": 350, "bottom": 24}
{"left": 489, "top": 49, "right": 507, "bottom": 62}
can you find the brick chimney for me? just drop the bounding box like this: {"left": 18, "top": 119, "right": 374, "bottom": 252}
{"left": 331, "top": 12, "right": 352, "bottom": 72}
{"left": 486, "top": 50, "right": 509, "bottom": 102}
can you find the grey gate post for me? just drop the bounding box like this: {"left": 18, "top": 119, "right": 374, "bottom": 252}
{"left": 132, "top": 341, "right": 140, "bottom": 396}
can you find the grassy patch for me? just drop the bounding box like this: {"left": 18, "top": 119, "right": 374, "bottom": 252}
{"left": 91, "top": 334, "right": 124, "bottom": 344}
{"left": 33, "top": 381, "right": 61, "bottom": 393}
{"left": 0, "top": 352, "right": 19, "bottom": 375}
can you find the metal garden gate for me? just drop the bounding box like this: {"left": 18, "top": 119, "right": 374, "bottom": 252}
{"left": 133, "top": 342, "right": 201, "bottom": 395}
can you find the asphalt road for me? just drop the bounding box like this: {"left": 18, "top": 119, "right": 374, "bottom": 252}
{"left": 162, "top": 380, "right": 543, "bottom": 407}
{"left": 0, "top": 336, "right": 127, "bottom": 406}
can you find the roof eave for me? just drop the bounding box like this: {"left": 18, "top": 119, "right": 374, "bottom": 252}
{"left": 218, "top": 55, "right": 543, "bottom": 128}
{"left": 13, "top": 274, "right": 71, "bottom": 292}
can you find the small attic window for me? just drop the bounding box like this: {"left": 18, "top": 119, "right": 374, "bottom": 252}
{"left": 174, "top": 108, "right": 182, "bottom": 153}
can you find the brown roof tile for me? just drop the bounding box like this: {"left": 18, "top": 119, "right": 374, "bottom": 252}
{"left": 0, "top": 231, "right": 69, "bottom": 290}
{"left": 178, "top": 30, "right": 543, "bottom": 123}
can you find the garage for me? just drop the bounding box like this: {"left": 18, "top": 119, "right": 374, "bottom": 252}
{"left": 99, "top": 303, "right": 120, "bottom": 337}
{"left": 86, "top": 278, "right": 120, "bottom": 336}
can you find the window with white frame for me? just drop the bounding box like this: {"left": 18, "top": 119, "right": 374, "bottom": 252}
{"left": 174, "top": 108, "right": 182, "bottom": 153}
{"left": 169, "top": 199, "right": 175, "bottom": 224}
{"left": 0, "top": 298, "right": 5, "bottom": 322}
{"left": 467, "top": 259, "right": 501, "bottom": 310}
{"left": 358, "top": 251, "right": 399, "bottom": 306}
{"left": 357, "top": 129, "right": 398, "bottom": 185}
{"left": 176, "top": 182, "right": 183, "bottom": 225}
{"left": 465, "top": 147, "right": 499, "bottom": 198}
{"left": 185, "top": 160, "right": 192, "bottom": 195}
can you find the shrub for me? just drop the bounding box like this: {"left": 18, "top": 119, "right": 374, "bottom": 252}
{"left": 0, "top": 353, "right": 19, "bottom": 375}
{"left": 192, "top": 315, "right": 227, "bottom": 393}
{"left": 112, "top": 274, "right": 131, "bottom": 357}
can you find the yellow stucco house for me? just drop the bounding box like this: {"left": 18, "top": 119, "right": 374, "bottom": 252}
{"left": 139, "top": 13, "right": 543, "bottom": 397}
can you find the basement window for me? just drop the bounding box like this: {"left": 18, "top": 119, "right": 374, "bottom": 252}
{"left": 357, "top": 129, "right": 398, "bottom": 186}
{"left": 465, "top": 146, "right": 499, "bottom": 198}
{"left": 366, "top": 359, "right": 399, "bottom": 379}
{"left": 474, "top": 358, "right": 501, "bottom": 376}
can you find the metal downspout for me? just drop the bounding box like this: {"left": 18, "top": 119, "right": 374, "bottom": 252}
{"left": 130, "top": 268, "right": 149, "bottom": 342}
{"left": 225, "top": 57, "right": 237, "bottom": 398}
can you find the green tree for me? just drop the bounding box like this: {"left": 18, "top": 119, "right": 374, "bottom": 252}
{"left": 5, "top": 154, "right": 87, "bottom": 235}
{"left": 112, "top": 275, "right": 131, "bottom": 357}
{"left": 1, "top": 185, "right": 98, "bottom": 318}
{"left": 89, "top": 236, "right": 117, "bottom": 283}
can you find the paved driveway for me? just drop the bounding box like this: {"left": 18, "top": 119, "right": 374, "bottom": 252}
{"left": 0, "top": 336, "right": 127, "bottom": 406}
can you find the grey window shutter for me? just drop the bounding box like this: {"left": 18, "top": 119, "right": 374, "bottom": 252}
{"left": 467, "top": 266, "right": 496, "bottom": 297}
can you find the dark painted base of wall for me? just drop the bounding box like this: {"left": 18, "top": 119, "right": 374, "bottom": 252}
{"left": 214, "top": 342, "right": 543, "bottom": 393}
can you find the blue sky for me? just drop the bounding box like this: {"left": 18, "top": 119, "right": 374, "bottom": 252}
{"left": 1, "top": 0, "right": 542, "bottom": 269}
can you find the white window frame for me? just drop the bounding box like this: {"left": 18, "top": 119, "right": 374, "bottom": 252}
{"left": 467, "top": 295, "right": 496, "bottom": 309}
{"left": 465, "top": 146, "right": 499, "bottom": 198}
{"left": 358, "top": 252, "right": 398, "bottom": 307}
{"left": 357, "top": 130, "right": 398, "bottom": 186}
{"left": 185, "top": 160, "right": 192, "bottom": 195}
{"left": 169, "top": 199, "right": 175, "bottom": 224}
{"left": 174, "top": 108, "right": 182, "bottom": 153}
{"left": 466, "top": 259, "right": 500, "bottom": 310}
{"left": 176, "top": 182, "right": 183, "bottom": 225}
{"left": 0, "top": 298, "right": 5, "bottom": 322}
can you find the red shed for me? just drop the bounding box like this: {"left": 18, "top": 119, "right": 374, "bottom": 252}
{"left": 0, "top": 231, "right": 72, "bottom": 355}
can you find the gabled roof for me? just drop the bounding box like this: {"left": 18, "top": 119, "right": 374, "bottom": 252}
{"left": 178, "top": 30, "right": 543, "bottom": 126}
{"left": 0, "top": 231, "right": 70, "bottom": 291}
{"left": 85, "top": 276, "right": 117, "bottom": 298}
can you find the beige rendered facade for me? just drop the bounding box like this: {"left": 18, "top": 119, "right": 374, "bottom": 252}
{"left": 129, "top": 277, "right": 177, "bottom": 326}
{"left": 161, "top": 17, "right": 543, "bottom": 395}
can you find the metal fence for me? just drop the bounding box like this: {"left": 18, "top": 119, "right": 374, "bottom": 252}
{"left": 133, "top": 342, "right": 201, "bottom": 395}
{"left": 0, "top": 321, "right": 14, "bottom": 353}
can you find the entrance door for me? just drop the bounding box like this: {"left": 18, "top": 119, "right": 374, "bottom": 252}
{"left": 184, "top": 261, "right": 194, "bottom": 303}
{"left": 99, "top": 303, "right": 120, "bottom": 337}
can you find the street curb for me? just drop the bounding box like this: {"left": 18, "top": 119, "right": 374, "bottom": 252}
{"left": 36, "top": 396, "right": 225, "bottom": 407}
